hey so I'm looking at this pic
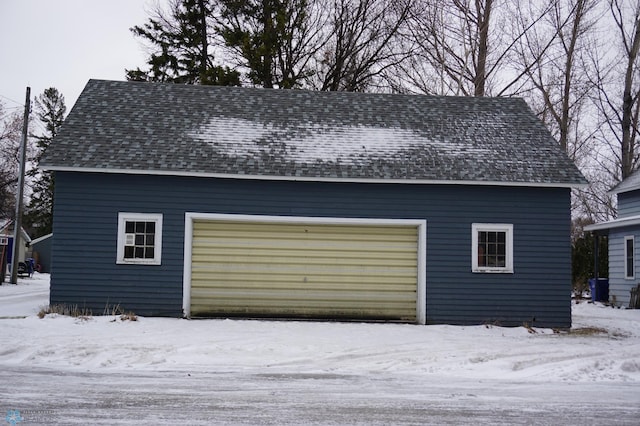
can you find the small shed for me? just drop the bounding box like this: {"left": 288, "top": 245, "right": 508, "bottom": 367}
{"left": 41, "top": 79, "right": 586, "bottom": 326}
{"left": 29, "top": 233, "right": 53, "bottom": 273}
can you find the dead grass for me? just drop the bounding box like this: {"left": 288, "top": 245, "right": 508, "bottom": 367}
{"left": 119, "top": 312, "right": 138, "bottom": 322}
{"left": 38, "top": 303, "right": 137, "bottom": 322}
{"left": 563, "top": 327, "right": 608, "bottom": 336}
{"left": 38, "top": 304, "right": 92, "bottom": 320}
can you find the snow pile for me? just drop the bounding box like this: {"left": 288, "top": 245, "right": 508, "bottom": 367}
{"left": 1, "top": 273, "right": 639, "bottom": 385}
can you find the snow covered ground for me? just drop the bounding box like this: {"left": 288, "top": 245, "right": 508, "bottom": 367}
{"left": 1, "top": 273, "right": 639, "bottom": 425}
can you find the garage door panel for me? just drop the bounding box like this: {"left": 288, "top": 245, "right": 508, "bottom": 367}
{"left": 194, "top": 221, "right": 416, "bottom": 235}
{"left": 190, "top": 272, "right": 417, "bottom": 286}
{"left": 191, "top": 288, "right": 417, "bottom": 302}
{"left": 193, "top": 256, "right": 416, "bottom": 268}
{"left": 192, "top": 262, "right": 417, "bottom": 277}
{"left": 190, "top": 219, "right": 419, "bottom": 322}
{"left": 191, "top": 297, "right": 415, "bottom": 320}
{"left": 192, "top": 245, "right": 417, "bottom": 258}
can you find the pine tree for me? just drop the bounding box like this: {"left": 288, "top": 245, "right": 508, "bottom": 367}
{"left": 24, "top": 88, "right": 66, "bottom": 237}
{"left": 126, "top": 0, "right": 241, "bottom": 85}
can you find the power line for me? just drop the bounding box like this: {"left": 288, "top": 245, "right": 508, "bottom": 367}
{"left": 0, "top": 93, "right": 24, "bottom": 107}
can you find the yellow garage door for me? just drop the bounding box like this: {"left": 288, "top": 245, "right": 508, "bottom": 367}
{"left": 189, "top": 220, "right": 419, "bottom": 322}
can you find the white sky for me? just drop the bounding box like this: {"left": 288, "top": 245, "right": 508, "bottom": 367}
{"left": 0, "top": 0, "right": 158, "bottom": 113}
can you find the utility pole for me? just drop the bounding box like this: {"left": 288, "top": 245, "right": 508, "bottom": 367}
{"left": 10, "top": 87, "right": 30, "bottom": 284}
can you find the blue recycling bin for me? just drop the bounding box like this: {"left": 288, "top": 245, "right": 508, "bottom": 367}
{"left": 588, "top": 278, "right": 609, "bottom": 302}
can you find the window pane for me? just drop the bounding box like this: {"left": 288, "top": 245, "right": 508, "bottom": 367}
{"left": 145, "top": 234, "right": 155, "bottom": 245}
{"left": 478, "top": 232, "right": 487, "bottom": 266}
{"left": 627, "top": 238, "right": 634, "bottom": 278}
{"left": 134, "top": 247, "right": 144, "bottom": 258}
{"left": 135, "top": 222, "right": 145, "bottom": 233}
{"left": 146, "top": 222, "right": 155, "bottom": 233}
{"left": 146, "top": 247, "right": 155, "bottom": 259}
{"left": 135, "top": 234, "right": 145, "bottom": 245}
{"left": 124, "top": 246, "right": 134, "bottom": 258}
{"left": 488, "top": 242, "right": 496, "bottom": 256}
{"left": 125, "top": 221, "right": 135, "bottom": 233}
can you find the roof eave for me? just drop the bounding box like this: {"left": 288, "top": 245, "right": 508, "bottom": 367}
{"left": 41, "top": 165, "right": 588, "bottom": 189}
{"left": 609, "top": 184, "right": 640, "bottom": 195}
{"left": 584, "top": 214, "right": 640, "bottom": 232}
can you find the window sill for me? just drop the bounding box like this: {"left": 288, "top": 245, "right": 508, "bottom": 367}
{"left": 116, "top": 259, "right": 162, "bottom": 266}
{"left": 472, "top": 268, "right": 513, "bottom": 274}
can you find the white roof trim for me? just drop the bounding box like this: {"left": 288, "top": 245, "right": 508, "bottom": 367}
{"left": 610, "top": 183, "right": 640, "bottom": 195}
{"left": 30, "top": 233, "right": 53, "bottom": 245}
{"left": 41, "top": 165, "right": 587, "bottom": 189}
{"left": 584, "top": 214, "right": 640, "bottom": 232}
{"left": 0, "top": 220, "right": 31, "bottom": 242}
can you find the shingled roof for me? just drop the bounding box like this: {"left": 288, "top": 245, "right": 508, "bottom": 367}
{"left": 41, "top": 79, "right": 586, "bottom": 187}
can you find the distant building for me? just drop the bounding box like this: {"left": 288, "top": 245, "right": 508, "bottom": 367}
{"left": 586, "top": 169, "right": 640, "bottom": 307}
{"left": 0, "top": 220, "right": 32, "bottom": 276}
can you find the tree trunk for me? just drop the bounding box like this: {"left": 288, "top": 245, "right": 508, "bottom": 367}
{"left": 474, "top": 0, "right": 492, "bottom": 96}
{"left": 559, "top": 0, "right": 585, "bottom": 152}
{"left": 197, "top": 0, "right": 209, "bottom": 84}
{"left": 262, "top": 0, "right": 274, "bottom": 88}
{"left": 622, "top": 15, "right": 640, "bottom": 179}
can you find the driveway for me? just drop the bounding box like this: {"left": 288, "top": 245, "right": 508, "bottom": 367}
{"left": 1, "top": 365, "right": 638, "bottom": 425}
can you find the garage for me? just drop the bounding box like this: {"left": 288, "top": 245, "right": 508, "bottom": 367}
{"left": 183, "top": 214, "right": 426, "bottom": 323}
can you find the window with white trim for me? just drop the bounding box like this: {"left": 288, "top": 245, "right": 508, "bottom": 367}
{"left": 117, "top": 213, "right": 163, "bottom": 265}
{"left": 472, "top": 223, "right": 513, "bottom": 273}
{"left": 625, "top": 235, "right": 634, "bottom": 279}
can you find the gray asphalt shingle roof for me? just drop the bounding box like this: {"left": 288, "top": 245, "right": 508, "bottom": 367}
{"left": 41, "top": 79, "right": 587, "bottom": 186}
{"left": 610, "top": 168, "right": 640, "bottom": 194}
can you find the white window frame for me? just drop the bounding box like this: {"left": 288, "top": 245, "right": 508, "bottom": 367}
{"left": 472, "top": 223, "right": 514, "bottom": 273}
{"left": 116, "top": 213, "right": 163, "bottom": 265}
{"left": 624, "top": 235, "right": 635, "bottom": 280}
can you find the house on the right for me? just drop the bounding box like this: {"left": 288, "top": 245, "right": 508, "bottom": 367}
{"left": 585, "top": 170, "right": 640, "bottom": 307}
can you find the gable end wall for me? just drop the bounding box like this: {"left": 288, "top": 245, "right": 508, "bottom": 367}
{"left": 617, "top": 190, "right": 640, "bottom": 218}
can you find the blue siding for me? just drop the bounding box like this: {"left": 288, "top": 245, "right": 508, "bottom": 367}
{"left": 607, "top": 227, "right": 640, "bottom": 306}
{"left": 617, "top": 190, "right": 640, "bottom": 218}
{"left": 51, "top": 172, "right": 572, "bottom": 327}
{"left": 31, "top": 235, "right": 52, "bottom": 273}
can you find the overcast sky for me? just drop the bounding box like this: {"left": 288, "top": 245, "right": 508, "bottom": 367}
{"left": 0, "top": 0, "right": 157, "bottom": 115}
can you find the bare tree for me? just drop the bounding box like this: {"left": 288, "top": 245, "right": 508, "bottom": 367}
{"left": 514, "top": 0, "right": 599, "bottom": 159}
{"left": 615, "top": 0, "right": 640, "bottom": 179}
{"left": 307, "top": 0, "right": 413, "bottom": 92}
{"left": 589, "top": 0, "right": 640, "bottom": 186}
{"left": 400, "top": 0, "right": 558, "bottom": 97}
{"left": 0, "top": 101, "right": 23, "bottom": 218}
